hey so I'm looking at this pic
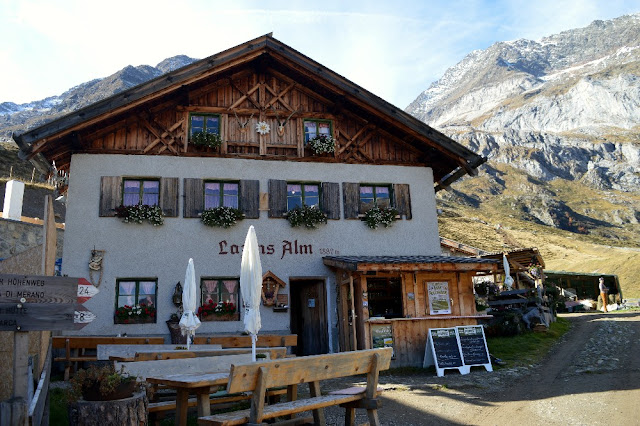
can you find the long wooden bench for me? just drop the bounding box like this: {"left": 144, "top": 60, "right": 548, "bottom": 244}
{"left": 52, "top": 336, "right": 165, "bottom": 380}
{"left": 117, "top": 347, "right": 287, "bottom": 362}
{"left": 193, "top": 334, "right": 297, "bottom": 350}
{"left": 198, "top": 347, "right": 392, "bottom": 426}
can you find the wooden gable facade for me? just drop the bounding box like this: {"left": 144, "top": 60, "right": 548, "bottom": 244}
{"left": 15, "top": 34, "right": 485, "bottom": 190}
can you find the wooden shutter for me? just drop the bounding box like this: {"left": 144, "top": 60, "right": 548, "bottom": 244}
{"left": 321, "top": 182, "right": 340, "bottom": 220}
{"left": 342, "top": 182, "right": 360, "bottom": 219}
{"left": 268, "top": 179, "right": 287, "bottom": 218}
{"left": 160, "top": 177, "right": 179, "bottom": 217}
{"left": 393, "top": 184, "right": 412, "bottom": 220}
{"left": 99, "top": 176, "right": 121, "bottom": 217}
{"left": 239, "top": 180, "right": 260, "bottom": 219}
{"left": 183, "top": 178, "right": 204, "bottom": 218}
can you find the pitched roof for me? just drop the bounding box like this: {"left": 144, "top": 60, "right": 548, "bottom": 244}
{"left": 14, "top": 34, "right": 485, "bottom": 189}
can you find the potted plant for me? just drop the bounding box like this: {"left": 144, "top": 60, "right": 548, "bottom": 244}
{"left": 198, "top": 300, "right": 239, "bottom": 321}
{"left": 114, "top": 303, "right": 156, "bottom": 324}
{"left": 363, "top": 206, "right": 399, "bottom": 229}
{"left": 69, "top": 365, "right": 137, "bottom": 402}
{"left": 114, "top": 204, "right": 164, "bottom": 226}
{"left": 307, "top": 134, "right": 336, "bottom": 155}
{"left": 284, "top": 204, "right": 328, "bottom": 229}
{"left": 67, "top": 365, "right": 147, "bottom": 426}
{"left": 200, "top": 206, "right": 244, "bottom": 228}
{"left": 190, "top": 131, "right": 222, "bottom": 149}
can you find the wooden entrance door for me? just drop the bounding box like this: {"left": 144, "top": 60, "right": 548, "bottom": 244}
{"left": 290, "top": 279, "right": 328, "bottom": 356}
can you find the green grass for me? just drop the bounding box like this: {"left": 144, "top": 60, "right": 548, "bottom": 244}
{"left": 486, "top": 317, "right": 571, "bottom": 367}
{"left": 49, "top": 388, "right": 69, "bottom": 426}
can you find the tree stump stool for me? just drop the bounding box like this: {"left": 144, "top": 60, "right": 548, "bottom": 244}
{"left": 68, "top": 391, "right": 148, "bottom": 426}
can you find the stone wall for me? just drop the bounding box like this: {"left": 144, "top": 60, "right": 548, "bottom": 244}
{"left": 0, "top": 218, "right": 64, "bottom": 261}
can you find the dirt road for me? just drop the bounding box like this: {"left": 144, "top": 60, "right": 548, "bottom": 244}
{"left": 324, "top": 311, "right": 640, "bottom": 425}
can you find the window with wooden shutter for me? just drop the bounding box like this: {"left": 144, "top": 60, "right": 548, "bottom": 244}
{"left": 99, "top": 176, "right": 122, "bottom": 217}
{"left": 239, "top": 180, "right": 260, "bottom": 219}
{"left": 268, "top": 179, "right": 287, "bottom": 218}
{"left": 321, "top": 182, "right": 340, "bottom": 220}
{"left": 342, "top": 182, "right": 360, "bottom": 219}
{"left": 393, "top": 184, "right": 412, "bottom": 219}
{"left": 160, "top": 177, "right": 179, "bottom": 217}
{"left": 183, "top": 178, "right": 204, "bottom": 218}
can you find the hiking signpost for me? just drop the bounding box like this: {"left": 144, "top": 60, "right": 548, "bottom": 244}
{"left": 0, "top": 274, "right": 98, "bottom": 331}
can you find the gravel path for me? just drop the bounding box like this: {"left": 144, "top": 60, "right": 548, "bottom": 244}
{"left": 319, "top": 311, "right": 640, "bottom": 425}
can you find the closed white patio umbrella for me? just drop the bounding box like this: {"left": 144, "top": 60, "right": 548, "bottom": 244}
{"left": 179, "top": 258, "right": 201, "bottom": 350}
{"left": 503, "top": 254, "right": 514, "bottom": 291}
{"left": 240, "top": 226, "right": 262, "bottom": 362}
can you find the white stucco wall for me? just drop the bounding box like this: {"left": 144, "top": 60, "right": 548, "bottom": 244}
{"left": 62, "top": 154, "right": 441, "bottom": 348}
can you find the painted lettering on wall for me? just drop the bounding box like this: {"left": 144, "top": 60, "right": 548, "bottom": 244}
{"left": 218, "top": 240, "right": 316, "bottom": 259}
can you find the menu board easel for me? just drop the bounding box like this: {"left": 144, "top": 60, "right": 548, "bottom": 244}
{"left": 423, "top": 328, "right": 468, "bottom": 377}
{"left": 457, "top": 325, "right": 492, "bottom": 372}
{"left": 423, "top": 326, "right": 492, "bottom": 376}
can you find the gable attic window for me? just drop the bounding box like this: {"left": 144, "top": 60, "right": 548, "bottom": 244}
{"left": 303, "top": 119, "right": 332, "bottom": 142}
{"left": 268, "top": 179, "right": 340, "bottom": 219}
{"left": 343, "top": 182, "right": 412, "bottom": 220}
{"left": 99, "top": 176, "right": 179, "bottom": 217}
{"left": 205, "top": 181, "right": 239, "bottom": 209}
{"left": 190, "top": 113, "right": 220, "bottom": 140}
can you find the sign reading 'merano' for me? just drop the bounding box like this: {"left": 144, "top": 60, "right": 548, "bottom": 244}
{"left": 0, "top": 274, "right": 98, "bottom": 331}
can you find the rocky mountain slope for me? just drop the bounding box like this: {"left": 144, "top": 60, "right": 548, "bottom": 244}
{"left": 407, "top": 13, "right": 640, "bottom": 246}
{"left": 0, "top": 55, "right": 197, "bottom": 139}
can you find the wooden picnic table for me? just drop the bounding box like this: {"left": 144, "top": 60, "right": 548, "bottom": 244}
{"left": 146, "top": 372, "right": 229, "bottom": 426}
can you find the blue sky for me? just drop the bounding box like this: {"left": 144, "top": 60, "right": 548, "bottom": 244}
{"left": 1, "top": 0, "right": 639, "bottom": 108}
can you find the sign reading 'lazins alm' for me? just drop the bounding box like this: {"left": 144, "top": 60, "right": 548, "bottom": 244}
{"left": 0, "top": 274, "right": 98, "bottom": 331}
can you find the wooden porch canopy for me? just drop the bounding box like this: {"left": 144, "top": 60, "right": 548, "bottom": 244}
{"left": 322, "top": 255, "right": 499, "bottom": 273}
{"left": 476, "top": 248, "right": 545, "bottom": 276}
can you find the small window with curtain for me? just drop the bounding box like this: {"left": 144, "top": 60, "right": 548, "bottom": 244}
{"left": 204, "top": 181, "right": 239, "bottom": 209}
{"left": 115, "top": 279, "right": 157, "bottom": 324}
{"left": 303, "top": 119, "right": 332, "bottom": 142}
{"left": 359, "top": 184, "right": 392, "bottom": 212}
{"left": 199, "top": 278, "right": 240, "bottom": 321}
{"left": 190, "top": 113, "right": 220, "bottom": 139}
{"left": 287, "top": 182, "right": 320, "bottom": 210}
{"left": 122, "top": 179, "right": 160, "bottom": 206}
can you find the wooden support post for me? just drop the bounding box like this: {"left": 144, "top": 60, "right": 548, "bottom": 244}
{"left": 349, "top": 274, "right": 357, "bottom": 351}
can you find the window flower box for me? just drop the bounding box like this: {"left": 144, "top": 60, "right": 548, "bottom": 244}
{"left": 190, "top": 131, "right": 222, "bottom": 149}
{"left": 284, "top": 204, "right": 327, "bottom": 229}
{"left": 114, "top": 204, "right": 164, "bottom": 226}
{"left": 200, "top": 206, "right": 244, "bottom": 228}
{"left": 363, "top": 206, "right": 399, "bottom": 229}
{"left": 307, "top": 134, "right": 336, "bottom": 155}
{"left": 114, "top": 304, "right": 156, "bottom": 324}
{"left": 198, "top": 300, "right": 239, "bottom": 321}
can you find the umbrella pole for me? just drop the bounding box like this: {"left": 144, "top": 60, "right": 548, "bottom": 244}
{"left": 251, "top": 334, "right": 257, "bottom": 362}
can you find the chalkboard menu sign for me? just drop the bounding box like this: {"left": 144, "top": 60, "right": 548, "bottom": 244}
{"left": 429, "top": 328, "right": 463, "bottom": 368}
{"left": 457, "top": 326, "right": 490, "bottom": 366}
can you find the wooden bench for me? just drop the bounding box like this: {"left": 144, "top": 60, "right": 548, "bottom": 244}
{"left": 193, "top": 334, "right": 297, "bottom": 350}
{"left": 128, "top": 351, "right": 285, "bottom": 424}
{"left": 117, "top": 347, "right": 287, "bottom": 362}
{"left": 198, "top": 347, "right": 392, "bottom": 426}
{"left": 52, "top": 336, "right": 165, "bottom": 380}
